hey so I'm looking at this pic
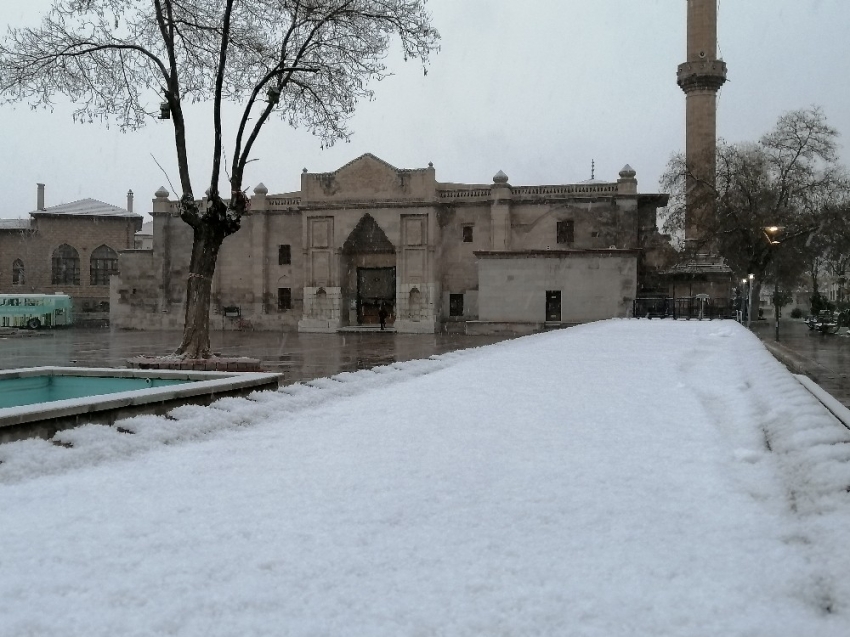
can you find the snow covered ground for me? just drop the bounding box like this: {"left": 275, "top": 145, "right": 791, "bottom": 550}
{"left": 2, "top": 320, "right": 850, "bottom": 636}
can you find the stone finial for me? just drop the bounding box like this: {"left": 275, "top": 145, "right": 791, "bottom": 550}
{"left": 617, "top": 164, "right": 638, "bottom": 195}
{"left": 428, "top": 162, "right": 434, "bottom": 168}
{"left": 253, "top": 182, "right": 268, "bottom": 195}
{"left": 155, "top": 186, "right": 170, "bottom": 198}
{"left": 619, "top": 164, "right": 636, "bottom": 179}
{"left": 302, "top": 168, "right": 308, "bottom": 173}
{"left": 493, "top": 170, "right": 509, "bottom": 184}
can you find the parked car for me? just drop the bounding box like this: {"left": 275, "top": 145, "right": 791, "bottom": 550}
{"left": 804, "top": 310, "right": 840, "bottom": 334}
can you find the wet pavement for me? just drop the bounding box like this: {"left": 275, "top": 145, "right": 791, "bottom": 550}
{"left": 3, "top": 321, "right": 848, "bottom": 408}
{"left": 751, "top": 319, "right": 850, "bottom": 409}
{"left": 0, "top": 328, "right": 515, "bottom": 385}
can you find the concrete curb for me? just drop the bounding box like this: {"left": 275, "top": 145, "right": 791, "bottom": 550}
{"left": 760, "top": 339, "right": 831, "bottom": 382}
{"left": 794, "top": 375, "right": 850, "bottom": 431}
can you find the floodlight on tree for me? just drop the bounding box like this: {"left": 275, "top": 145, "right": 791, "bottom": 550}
{"left": 159, "top": 101, "right": 170, "bottom": 120}
{"left": 763, "top": 225, "right": 784, "bottom": 244}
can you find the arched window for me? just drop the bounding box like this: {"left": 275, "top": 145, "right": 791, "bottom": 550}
{"left": 12, "top": 259, "right": 24, "bottom": 285}
{"left": 51, "top": 244, "right": 80, "bottom": 285}
{"left": 90, "top": 245, "right": 119, "bottom": 285}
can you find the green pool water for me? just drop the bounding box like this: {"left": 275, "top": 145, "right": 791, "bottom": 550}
{"left": 0, "top": 375, "right": 191, "bottom": 409}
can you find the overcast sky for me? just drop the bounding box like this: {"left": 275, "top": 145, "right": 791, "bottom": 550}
{"left": 0, "top": 0, "right": 848, "bottom": 219}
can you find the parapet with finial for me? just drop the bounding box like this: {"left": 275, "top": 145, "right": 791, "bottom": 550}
{"left": 617, "top": 164, "right": 638, "bottom": 194}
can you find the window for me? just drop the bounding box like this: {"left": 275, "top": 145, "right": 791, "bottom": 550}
{"left": 90, "top": 245, "right": 119, "bottom": 285}
{"left": 52, "top": 244, "right": 80, "bottom": 285}
{"left": 449, "top": 293, "right": 464, "bottom": 317}
{"left": 12, "top": 259, "right": 24, "bottom": 285}
{"left": 278, "top": 244, "right": 291, "bottom": 265}
{"left": 278, "top": 287, "right": 292, "bottom": 311}
{"left": 462, "top": 225, "right": 473, "bottom": 243}
{"left": 557, "top": 220, "right": 574, "bottom": 244}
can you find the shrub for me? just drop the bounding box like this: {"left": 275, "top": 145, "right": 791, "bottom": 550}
{"left": 790, "top": 307, "right": 804, "bottom": 319}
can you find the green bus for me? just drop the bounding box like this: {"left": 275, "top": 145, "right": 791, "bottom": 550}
{"left": 0, "top": 294, "right": 73, "bottom": 329}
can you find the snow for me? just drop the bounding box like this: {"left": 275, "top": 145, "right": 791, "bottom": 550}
{"left": 1, "top": 320, "right": 850, "bottom": 636}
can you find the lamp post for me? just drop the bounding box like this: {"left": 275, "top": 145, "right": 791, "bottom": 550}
{"left": 747, "top": 273, "right": 754, "bottom": 329}
{"left": 740, "top": 278, "right": 747, "bottom": 323}
{"left": 764, "top": 226, "right": 783, "bottom": 342}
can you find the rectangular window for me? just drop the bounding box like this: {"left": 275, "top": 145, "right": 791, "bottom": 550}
{"left": 278, "top": 244, "right": 291, "bottom": 265}
{"left": 462, "top": 225, "right": 473, "bottom": 243}
{"left": 278, "top": 287, "right": 292, "bottom": 311}
{"left": 557, "top": 220, "right": 574, "bottom": 244}
{"left": 449, "top": 293, "right": 464, "bottom": 317}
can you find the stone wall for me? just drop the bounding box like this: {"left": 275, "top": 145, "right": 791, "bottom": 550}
{"left": 477, "top": 251, "right": 638, "bottom": 324}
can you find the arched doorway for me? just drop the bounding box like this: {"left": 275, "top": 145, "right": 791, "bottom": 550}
{"left": 341, "top": 214, "right": 396, "bottom": 326}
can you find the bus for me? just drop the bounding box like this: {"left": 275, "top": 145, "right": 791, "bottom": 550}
{"left": 0, "top": 294, "right": 73, "bottom": 329}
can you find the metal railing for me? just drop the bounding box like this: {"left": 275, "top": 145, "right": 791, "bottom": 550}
{"left": 633, "top": 297, "right": 736, "bottom": 320}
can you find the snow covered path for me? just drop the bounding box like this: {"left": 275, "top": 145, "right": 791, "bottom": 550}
{"left": 1, "top": 320, "right": 849, "bottom": 636}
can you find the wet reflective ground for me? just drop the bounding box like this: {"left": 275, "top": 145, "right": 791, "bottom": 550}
{"left": 0, "top": 328, "right": 515, "bottom": 385}
{"left": 4, "top": 321, "right": 847, "bottom": 405}
{"left": 752, "top": 319, "right": 850, "bottom": 408}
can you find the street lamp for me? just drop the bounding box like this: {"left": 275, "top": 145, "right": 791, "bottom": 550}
{"left": 764, "top": 226, "right": 784, "bottom": 342}
{"left": 747, "top": 273, "right": 754, "bottom": 329}
{"left": 740, "top": 278, "right": 747, "bottom": 323}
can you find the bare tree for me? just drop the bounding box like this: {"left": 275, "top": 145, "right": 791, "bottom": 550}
{"left": 0, "top": 0, "right": 439, "bottom": 358}
{"left": 661, "top": 107, "right": 850, "bottom": 299}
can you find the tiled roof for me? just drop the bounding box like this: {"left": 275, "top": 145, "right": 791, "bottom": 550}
{"left": 29, "top": 198, "right": 140, "bottom": 218}
{"left": 0, "top": 218, "right": 32, "bottom": 230}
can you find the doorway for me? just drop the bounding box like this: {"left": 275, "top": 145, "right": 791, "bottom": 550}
{"left": 358, "top": 267, "right": 396, "bottom": 325}
{"left": 546, "top": 290, "right": 562, "bottom": 322}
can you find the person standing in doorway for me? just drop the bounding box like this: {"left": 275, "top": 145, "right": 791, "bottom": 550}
{"left": 378, "top": 304, "right": 388, "bottom": 331}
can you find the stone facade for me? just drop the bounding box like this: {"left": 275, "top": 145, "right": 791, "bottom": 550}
{"left": 0, "top": 185, "right": 141, "bottom": 322}
{"left": 111, "top": 154, "right": 669, "bottom": 333}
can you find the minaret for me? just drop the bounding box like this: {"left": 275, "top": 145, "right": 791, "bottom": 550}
{"left": 677, "top": 0, "right": 727, "bottom": 246}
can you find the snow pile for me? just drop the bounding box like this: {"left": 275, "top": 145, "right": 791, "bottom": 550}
{"left": 1, "top": 320, "right": 849, "bottom": 636}
{"left": 0, "top": 356, "right": 456, "bottom": 484}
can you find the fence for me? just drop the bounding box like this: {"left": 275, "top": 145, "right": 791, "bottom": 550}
{"left": 633, "top": 298, "right": 736, "bottom": 320}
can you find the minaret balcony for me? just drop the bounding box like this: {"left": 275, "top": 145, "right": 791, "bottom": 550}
{"left": 677, "top": 60, "right": 727, "bottom": 93}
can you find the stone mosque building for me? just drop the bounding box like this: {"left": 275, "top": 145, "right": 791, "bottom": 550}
{"left": 111, "top": 0, "right": 731, "bottom": 334}
{"left": 2, "top": 0, "right": 726, "bottom": 332}
{"left": 110, "top": 155, "right": 670, "bottom": 333}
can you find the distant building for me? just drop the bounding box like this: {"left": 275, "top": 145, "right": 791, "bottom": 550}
{"left": 0, "top": 184, "right": 141, "bottom": 322}
{"left": 135, "top": 220, "right": 153, "bottom": 250}
{"left": 112, "top": 154, "right": 669, "bottom": 333}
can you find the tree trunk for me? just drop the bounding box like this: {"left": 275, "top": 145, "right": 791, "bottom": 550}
{"left": 176, "top": 221, "right": 226, "bottom": 359}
